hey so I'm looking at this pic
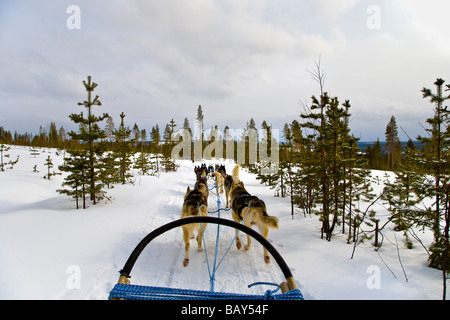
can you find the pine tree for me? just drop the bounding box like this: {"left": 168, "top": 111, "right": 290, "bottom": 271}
{"left": 105, "top": 116, "right": 115, "bottom": 150}
{"left": 68, "top": 76, "right": 108, "bottom": 205}
{"left": 44, "top": 155, "right": 53, "bottom": 180}
{"left": 134, "top": 152, "right": 153, "bottom": 176}
{"left": 58, "top": 150, "right": 90, "bottom": 209}
{"left": 298, "top": 90, "right": 373, "bottom": 241}
{"left": 197, "top": 105, "right": 204, "bottom": 134}
{"left": 183, "top": 118, "right": 192, "bottom": 135}
{"left": 370, "top": 139, "right": 383, "bottom": 170}
{"left": 382, "top": 147, "right": 422, "bottom": 248}
{"left": 98, "top": 151, "right": 120, "bottom": 189}
{"left": 415, "top": 78, "right": 450, "bottom": 282}
{"left": 113, "top": 112, "right": 133, "bottom": 184}
{"left": 343, "top": 137, "right": 376, "bottom": 243}
{"left": 140, "top": 129, "right": 147, "bottom": 152}
{"left": 151, "top": 124, "right": 161, "bottom": 172}
{"left": 49, "top": 122, "right": 58, "bottom": 148}
{"left": 0, "top": 144, "right": 19, "bottom": 171}
{"left": 132, "top": 123, "right": 140, "bottom": 152}
{"left": 385, "top": 116, "right": 401, "bottom": 170}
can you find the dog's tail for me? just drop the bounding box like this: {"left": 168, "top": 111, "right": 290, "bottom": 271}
{"left": 232, "top": 164, "right": 240, "bottom": 183}
{"left": 264, "top": 213, "right": 279, "bottom": 229}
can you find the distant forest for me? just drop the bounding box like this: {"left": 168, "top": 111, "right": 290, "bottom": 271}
{"left": 0, "top": 115, "right": 423, "bottom": 172}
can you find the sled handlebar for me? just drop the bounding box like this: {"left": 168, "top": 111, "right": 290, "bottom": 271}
{"left": 118, "top": 216, "right": 297, "bottom": 292}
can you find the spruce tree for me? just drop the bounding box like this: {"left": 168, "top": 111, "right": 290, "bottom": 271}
{"left": 382, "top": 147, "right": 422, "bottom": 248}
{"left": 105, "top": 116, "right": 115, "bottom": 151}
{"left": 0, "top": 144, "right": 19, "bottom": 171}
{"left": 58, "top": 150, "right": 90, "bottom": 209}
{"left": 385, "top": 116, "right": 401, "bottom": 170}
{"left": 134, "top": 152, "right": 153, "bottom": 176}
{"left": 132, "top": 123, "right": 140, "bottom": 152}
{"left": 197, "top": 105, "right": 204, "bottom": 135}
{"left": 183, "top": 118, "right": 192, "bottom": 135}
{"left": 415, "top": 78, "right": 450, "bottom": 282}
{"left": 44, "top": 155, "right": 53, "bottom": 180}
{"left": 113, "top": 112, "right": 133, "bottom": 184}
{"left": 151, "top": 125, "right": 161, "bottom": 172}
{"left": 68, "top": 76, "right": 108, "bottom": 205}
{"left": 98, "top": 150, "right": 120, "bottom": 189}
{"left": 298, "top": 90, "right": 373, "bottom": 241}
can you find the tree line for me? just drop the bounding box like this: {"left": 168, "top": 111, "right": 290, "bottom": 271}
{"left": 249, "top": 63, "right": 449, "bottom": 298}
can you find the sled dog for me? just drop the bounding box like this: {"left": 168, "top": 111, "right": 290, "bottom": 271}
{"left": 223, "top": 174, "right": 233, "bottom": 208}
{"left": 212, "top": 171, "right": 224, "bottom": 195}
{"left": 180, "top": 179, "right": 208, "bottom": 267}
{"left": 230, "top": 165, "right": 279, "bottom": 263}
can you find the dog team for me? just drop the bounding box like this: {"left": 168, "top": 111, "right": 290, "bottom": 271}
{"left": 181, "top": 163, "right": 279, "bottom": 267}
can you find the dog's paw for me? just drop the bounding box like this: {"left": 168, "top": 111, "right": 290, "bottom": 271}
{"left": 244, "top": 244, "right": 251, "bottom": 251}
{"left": 183, "top": 259, "right": 189, "bottom": 267}
{"left": 236, "top": 240, "right": 242, "bottom": 250}
{"left": 197, "top": 247, "right": 204, "bottom": 252}
{"left": 264, "top": 255, "right": 271, "bottom": 264}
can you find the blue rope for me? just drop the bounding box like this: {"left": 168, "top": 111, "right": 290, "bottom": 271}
{"left": 200, "top": 173, "right": 256, "bottom": 292}
{"left": 213, "top": 202, "right": 252, "bottom": 272}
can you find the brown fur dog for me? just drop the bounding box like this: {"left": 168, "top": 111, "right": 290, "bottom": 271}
{"left": 223, "top": 174, "right": 233, "bottom": 208}
{"left": 180, "top": 180, "right": 208, "bottom": 267}
{"left": 230, "top": 165, "right": 279, "bottom": 263}
{"left": 212, "top": 171, "right": 224, "bottom": 195}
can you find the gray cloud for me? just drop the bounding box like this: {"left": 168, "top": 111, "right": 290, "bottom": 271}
{"left": 1, "top": 0, "right": 449, "bottom": 141}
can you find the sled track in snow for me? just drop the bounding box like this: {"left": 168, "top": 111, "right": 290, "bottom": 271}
{"left": 167, "top": 173, "right": 282, "bottom": 294}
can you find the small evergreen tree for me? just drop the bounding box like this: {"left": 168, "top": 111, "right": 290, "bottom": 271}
{"left": 415, "top": 78, "right": 450, "bottom": 283}
{"left": 151, "top": 125, "right": 161, "bottom": 172}
{"left": 44, "top": 155, "right": 53, "bottom": 180}
{"left": 68, "top": 76, "right": 108, "bottom": 205}
{"left": 385, "top": 116, "right": 402, "bottom": 170}
{"left": 382, "top": 147, "right": 422, "bottom": 248}
{"left": 98, "top": 151, "right": 120, "bottom": 188}
{"left": 134, "top": 152, "right": 153, "bottom": 176}
{"left": 0, "top": 144, "right": 19, "bottom": 171}
{"left": 58, "top": 150, "right": 90, "bottom": 209}
{"left": 113, "top": 112, "right": 133, "bottom": 184}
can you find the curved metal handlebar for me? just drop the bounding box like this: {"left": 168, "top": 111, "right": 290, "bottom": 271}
{"left": 118, "top": 216, "right": 297, "bottom": 291}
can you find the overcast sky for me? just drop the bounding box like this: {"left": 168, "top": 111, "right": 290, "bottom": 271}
{"left": 1, "top": 0, "right": 449, "bottom": 141}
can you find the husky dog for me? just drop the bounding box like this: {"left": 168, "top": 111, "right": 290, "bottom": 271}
{"left": 213, "top": 164, "right": 233, "bottom": 208}
{"left": 194, "top": 164, "right": 207, "bottom": 181}
{"left": 212, "top": 171, "right": 224, "bottom": 195}
{"left": 230, "top": 165, "right": 279, "bottom": 264}
{"left": 181, "top": 178, "right": 209, "bottom": 267}
{"left": 223, "top": 174, "right": 234, "bottom": 208}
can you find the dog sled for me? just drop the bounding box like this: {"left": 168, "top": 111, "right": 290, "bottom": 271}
{"left": 108, "top": 216, "right": 303, "bottom": 300}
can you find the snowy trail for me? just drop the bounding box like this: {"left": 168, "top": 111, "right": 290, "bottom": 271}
{"left": 121, "top": 163, "right": 285, "bottom": 296}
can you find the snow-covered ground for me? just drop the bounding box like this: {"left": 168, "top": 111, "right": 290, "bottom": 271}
{"left": 0, "top": 145, "right": 443, "bottom": 300}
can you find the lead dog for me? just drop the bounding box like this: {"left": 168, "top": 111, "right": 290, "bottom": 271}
{"left": 230, "top": 165, "right": 279, "bottom": 263}
{"left": 180, "top": 177, "right": 208, "bottom": 267}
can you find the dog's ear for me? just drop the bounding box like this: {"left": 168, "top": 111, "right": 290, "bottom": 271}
{"left": 185, "top": 186, "right": 191, "bottom": 198}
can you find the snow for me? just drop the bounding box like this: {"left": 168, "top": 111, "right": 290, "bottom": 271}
{"left": 0, "top": 145, "right": 444, "bottom": 300}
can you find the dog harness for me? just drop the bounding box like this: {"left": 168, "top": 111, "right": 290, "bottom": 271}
{"left": 185, "top": 189, "right": 208, "bottom": 210}
{"left": 232, "top": 193, "right": 261, "bottom": 221}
